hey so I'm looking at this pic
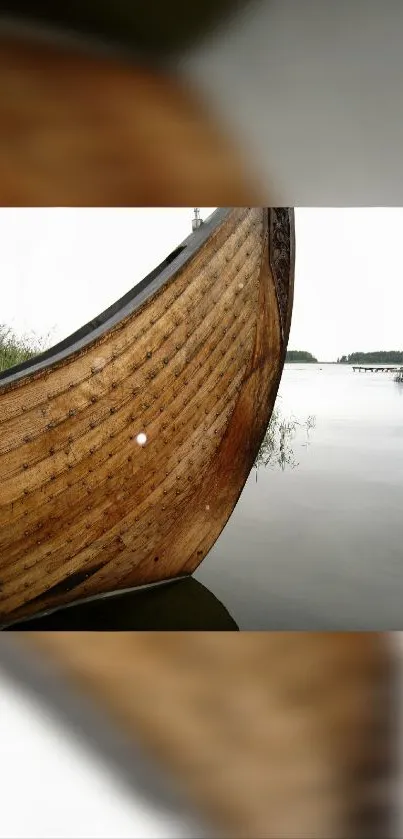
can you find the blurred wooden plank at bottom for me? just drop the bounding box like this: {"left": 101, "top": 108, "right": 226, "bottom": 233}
{"left": 20, "top": 632, "right": 395, "bottom": 839}
{"left": 0, "top": 39, "right": 260, "bottom": 206}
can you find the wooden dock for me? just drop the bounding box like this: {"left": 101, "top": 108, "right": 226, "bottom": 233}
{"left": 352, "top": 366, "right": 403, "bottom": 373}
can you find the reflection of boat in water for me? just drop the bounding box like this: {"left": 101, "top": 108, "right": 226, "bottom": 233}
{"left": 7, "top": 577, "right": 238, "bottom": 631}
{"left": 0, "top": 207, "right": 295, "bottom": 626}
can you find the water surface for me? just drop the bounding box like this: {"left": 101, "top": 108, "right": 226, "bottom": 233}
{"left": 195, "top": 364, "right": 403, "bottom": 629}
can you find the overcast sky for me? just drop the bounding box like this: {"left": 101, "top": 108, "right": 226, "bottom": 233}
{"left": 0, "top": 208, "right": 401, "bottom": 363}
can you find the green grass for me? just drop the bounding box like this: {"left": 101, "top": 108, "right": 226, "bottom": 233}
{"left": 0, "top": 325, "right": 45, "bottom": 373}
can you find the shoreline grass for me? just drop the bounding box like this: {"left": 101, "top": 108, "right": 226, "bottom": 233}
{"left": 0, "top": 325, "right": 46, "bottom": 373}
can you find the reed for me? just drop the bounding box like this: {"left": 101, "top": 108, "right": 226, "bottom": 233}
{"left": 254, "top": 406, "right": 316, "bottom": 473}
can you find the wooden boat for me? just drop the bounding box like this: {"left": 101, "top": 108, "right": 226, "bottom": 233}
{"left": 0, "top": 207, "right": 295, "bottom": 626}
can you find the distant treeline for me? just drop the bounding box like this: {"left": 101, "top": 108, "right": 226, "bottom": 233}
{"left": 286, "top": 350, "right": 318, "bottom": 363}
{"left": 337, "top": 351, "right": 403, "bottom": 364}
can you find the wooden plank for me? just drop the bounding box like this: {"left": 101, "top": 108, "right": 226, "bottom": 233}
{"left": 16, "top": 631, "right": 395, "bottom": 839}
{"left": 0, "top": 38, "right": 259, "bottom": 206}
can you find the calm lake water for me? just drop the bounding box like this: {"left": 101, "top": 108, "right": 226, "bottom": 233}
{"left": 195, "top": 363, "right": 403, "bottom": 629}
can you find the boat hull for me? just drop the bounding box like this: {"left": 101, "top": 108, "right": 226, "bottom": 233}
{"left": 0, "top": 207, "right": 294, "bottom": 625}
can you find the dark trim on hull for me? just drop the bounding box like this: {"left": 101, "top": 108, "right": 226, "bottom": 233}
{"left": 0, "top": 1, "right": 249, "bottom": 61}
{"left": 0, "top": 15, "right": 154, "bottom": 67}
{"left": 269, "top": 207, "right": 295, "bottom": 342}
{"left": 0, "top": 207, "right": 229, "bottom": 389}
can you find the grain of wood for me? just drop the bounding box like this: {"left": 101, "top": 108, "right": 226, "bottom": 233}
{"left": 0, "top": 38, "right": 259, "bottom": 206}
{"left": 21, "top": 631, "right": 395, "bottom": 839}
{"left": 0, "top": 208, "right": 294, "bottom": 624}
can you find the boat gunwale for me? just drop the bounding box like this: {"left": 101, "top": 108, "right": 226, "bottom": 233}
{"left": 0, "top": 207, "right": 231, "bottom": 390}
{"left": 0, "top": 14, "right": 161, "bottom": 67}
{"left": 0, "top": 1, "right": 249, "bottom": 64}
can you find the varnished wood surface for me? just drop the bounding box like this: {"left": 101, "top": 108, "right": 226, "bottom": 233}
{"left": 0, "top": 208, "right": 294, "bottom": 625}
{"left": 0, "top": 38, "right": 258, "bottom": 206}
{"left": 20, "top": 632, "right": 395, "bottom": 839}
